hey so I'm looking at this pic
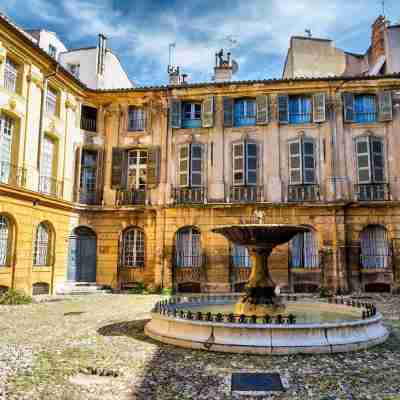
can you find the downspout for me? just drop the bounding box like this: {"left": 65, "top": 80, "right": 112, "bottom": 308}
{"left": 61, "top": 99, "right": 69, "bottom": 198}
{"left": 22, "top": 64, "right": 32, "bottom": 172}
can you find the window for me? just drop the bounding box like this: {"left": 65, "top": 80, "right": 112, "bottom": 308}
{"left": 179, "top": 143, "right": 203, "bottom": 187}
{"left": 46, "top": 86, "right": 58, "bottom": 116}
{"left": 289, "top": 96, "right": 312, "bottom": 124}
{"left": 231, "top": 244, "right": 251, "bottom": 268}
{"left": 0, "top": 216, "right": 10, "bottom": 266}
{"left": 68, "top": 64, "right": 80, "bottom": 78}
{"left": 34, "top": 223, "right": 51, "bottom": 266}
{"left": 289, "top": 138, "right": 316, "bottom": 184}
{"left": 175, "top": 227, "right": 202, "bottom": 268}
{"left": 354, "top": 95, "right": 377, "bottom": 123}
{"left": 80, "top": 150, "right": 97, "bottom": 194}
{"left": 121, "top": 228, "right": 144, "bottom": 268}
{"left": 0, "top": 115, "right": 15, "bottom": 184}
{"left": 182, "top": 102, "right": 201, "bottom": 128}
{"left": 128, "top": 106, "right": 146, "bottom": 131}
{"left": 234, "top": 99, "right": 256, "bottom": 126}
{"left": 127, "top": 149, "right": 147, "bottom": 189}
{"left": 360, "top": 225, "right": 391, "bottom": 269}
{"left": 355, "top": 136, "right": 384, "bottom": 183}
{"left": 39, "top": 135, "right": 56, "bottom": 195}
{"left": 80, "top": 105, "right": 97, "bottom": 132}
{"left": 48, "top": 44, "right": 57, "bottom": 58}
{"left": 4, "top": 57, "right": 18, "bottom": 93}
{"left": 232, "top": 141, "right": 258, "bottom": 186}
{"left": 290, "top": 231, "right": 319, "bottom": 268}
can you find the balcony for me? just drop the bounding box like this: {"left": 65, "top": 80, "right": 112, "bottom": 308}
{"left": 355, "top": 183, "right": 390, "bottom": 201}
{"left": 0, "top": 162, "right": 26, "bottom": 187}
{"left": 288, "top": 184, "right": 320, "bottom": 202}
{"left": 38, "top": 176, "right": 63, "bottom": 198}
{"left": 116, "top": 188, "right": 147, "bottom": 206}
{"left": 230, "top": 186, "right": 263, "bottom": 203}
{"left": 77, "top": 190, "right": 102, "bottom": 205}
{"left": 172, "top": 187, "right": 205, "bottom": 205}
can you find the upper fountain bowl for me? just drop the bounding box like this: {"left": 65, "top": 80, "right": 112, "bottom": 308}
{"left": 211, "top": 224, "right": 309, "bottom": 248}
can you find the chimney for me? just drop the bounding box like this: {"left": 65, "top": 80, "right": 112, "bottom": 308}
{"left": 370, "top": 15, "right": 388, "bottom": 67}
{"left": 213, "top": 49, "right": 233, "bottom": 82}
{"left": 97, "top": 33, "right": 107, "bottom": 76}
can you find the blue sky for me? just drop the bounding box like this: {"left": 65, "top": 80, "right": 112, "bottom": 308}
{"left": 1, "top": 0, "right": 400, "bottom": 86}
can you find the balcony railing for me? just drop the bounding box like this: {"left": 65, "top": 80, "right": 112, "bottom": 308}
{"left": 38, "top": 176, "right": 63, "bottom": 198}
{"left": 0, "top": 162, "right": 26, "bottom": 187}
{"left": 355, "top": 183, "right": 390, "bottom": 201}
{"left": 230, "top": 186, "right": 263, "bottom": 203}
{"left": 172, "top": 187, "right": 205, "bottom": 204}
{"left": 116, "top": 188, "right": 147, "bottom": 206}
{"left": 80, "top": 117, "right": 97, "bottom": 132}
{"left": 77, "top": 190, "right": 102, "bottom": 205}
{"left": 288, "top": 184, "right": 320, "bottom": 202}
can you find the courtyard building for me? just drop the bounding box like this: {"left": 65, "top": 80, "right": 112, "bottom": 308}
{"left": 0, "top": 12, "right": 400, "bottom": 296}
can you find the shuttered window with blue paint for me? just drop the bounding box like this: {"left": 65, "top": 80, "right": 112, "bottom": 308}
{"left": 182, "top": 102, "right": 201, "bottom": 128}
{"left": 234, "top": 99, "right": 256, "bottom": 126}
{"left": 289, "top": 96, "right": 312, "bottom": 124}
{"left": 354, "top": 94, "right": 377, "bottom": 123}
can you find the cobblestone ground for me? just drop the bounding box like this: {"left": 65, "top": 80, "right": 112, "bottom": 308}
{"left": 0, "top": 293, "right": 399, "bottom": 400}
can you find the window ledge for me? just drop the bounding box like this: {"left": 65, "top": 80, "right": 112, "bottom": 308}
{"left": 346, "top": 122, "right": 379, "bottom": 129}
{"left": 32, "top": 266, "right": 52, "bottom": 272}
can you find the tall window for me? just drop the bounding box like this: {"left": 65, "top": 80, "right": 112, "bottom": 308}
{"left": 355, "top": 136, "right": 384, "bottom": 183}
{"left": 232, "top": 141, "right": 258, "bottom": 186}
{"left": 128, "top": 106, "right": 146, "bottom": 131}
{"left": 231, "top": 244, "right": 251, "bottom": 268}
{"left": 48, "top": 44, "right": 57, "bottom": 58}
{"left": 81, "top": 106, "right": 97, "bottom": 132}
{"left": 182, "top": 102, "right": 201, "bottom": 128}
{"left": 289, "top": 96, "right": 312, "bottom": 124}
{"left": 127, "top": 149, "right": 147, "bottom": 189}
{"left": 289, "top": 138, "right": 316, "bottom": 184}
{"left": 46, "top": 87, "right": 58, "bottom": 116}
{"left": 121, "top": 228, "right": 145, "bottom": 268}
{"left": 39, "top": 135, "right": 56, "bottom": 195}
{"left": 360, "top": 225, "right": 391, "bottom": 269}
{"left": 34, "top": 223, "right": 51, "bottom": 266}
{"left": 0, "top": 115, "right": 15, "bottom": 184}
{"left": 4, "top": 57, "right": 18, "bottom": 93}
{"left": 234, "top": 99, "right": 256, "bottom": 126}
{"left": 175, "top": 227, "right": 202, "bottom": 268}
{"left": 80, "top": 150, "right": 97, "bottom": 196}
{"left": 354, "top": 95, "right": 376, "bottom": 123}
{"left": 290, "top": 231, "right": 319, "bottom": 268}
{"left": 0, "top": 216, "right": 10, "bottom": 266}
{"left": 179, "top": 143, "right": 203, "bottom": 187}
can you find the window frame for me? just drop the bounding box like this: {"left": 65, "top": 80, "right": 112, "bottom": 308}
{"left": 182, "top": 102, "right": 202, "bottom": 128}
{"left": 0, "top": 215, "right": 10, "bottom": 267}
{"left": 178, "top": 143, "right": 203, "bottom": 188}
{"left": 33, "top": 222, "right": 52, "bottom": 267}
{"left": 288, "top": 137, "right": 316, "bottom": 185}
{"left": 355, "top": 135, "right": 385, "bottom": 184}
{"left": 4, "top": 57, "right": 19, "bottom": 93}
{"left": 121, "top": 227, "right": 145, "bottom": 268}
{"left": 175, "top": 227, "right": 202, "bottom": 268}
{"left": 354, "top": 94, "right": 377, "bottom": 124}
{"left": 45, "top": 86, "right": 59, "bottom": 117}
{"left": 234, "top": 98, "right": 256, "bottom": 126}
{"left": 232, "top": 140, "right": 259, "bottom": 186}
{"left": 288, "top": 95, "right": 312, "bottom": 124}
{"left": 128, "top": 106, "right": 146, "bottom": 132}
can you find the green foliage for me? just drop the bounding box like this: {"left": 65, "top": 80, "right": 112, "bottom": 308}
{"left": 319, "top": 286, "right": 331, "bottom": 298}
{"left": 126, "top": 283, "right": 172, "bottom": 296}
{"left": 127, "top": 282, "right": 146, "bottom": 294}
{"left": 161, "top": 288, "right": 173, "bottom": 296}
{"left": 0, "top": 289, "right": 32, "bottom": 305}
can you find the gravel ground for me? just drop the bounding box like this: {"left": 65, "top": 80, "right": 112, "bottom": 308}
{"left": 0, "top": 293, "right": 399, "bottom": 400}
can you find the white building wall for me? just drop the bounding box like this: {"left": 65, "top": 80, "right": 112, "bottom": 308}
{"left": 32, "top": 30, "right": 68, "bottom": 60}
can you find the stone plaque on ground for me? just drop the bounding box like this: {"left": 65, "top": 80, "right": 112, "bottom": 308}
{"left": 231, "top": 372, "right": 285, "bottom": 395}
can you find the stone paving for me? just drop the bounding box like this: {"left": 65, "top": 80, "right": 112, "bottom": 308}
{"left": 0, "top": 293, "right": 399, "bottom": 400}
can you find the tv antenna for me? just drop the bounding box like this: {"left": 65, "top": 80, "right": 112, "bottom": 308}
{"left": 305, "top": 29, "right": 312, "bottom": 38}
{"left": 381, "top": 0, "right": 386, "bottom": 17}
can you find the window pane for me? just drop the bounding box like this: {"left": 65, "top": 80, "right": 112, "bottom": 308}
{"left": 357, "top": 141, "right": 368, "bottom": 154}
{"left": 304, "top": 155, "right": 314, "bottom": 169}
{"left": 179, "top": 174, "right": 188, "bottom": 186}
{"left": 373, "top": 154, "right": 383, "bottom": 168}
{"left": 291, "top": 170, "right": 301, "bottom": 183}
{"left": 247, "top": 144, "right": 257, "bottom": 156}
{"left": 234, "top": 144, "right": 243, "bottom": 157}
{"left": 358, "top": 169, "right": 370, "bottom": 182}
{"left": 373, "top": 168, "right": 384, "bottom": 182}
{"left": 192, "top": 159, "right": 202, "bottom": 171}
{"left": 247, "top": 158, "right": 257, "bottom": 170}
{"left": 192, "top": 146, "right": 202, "bottom": 158}
{"left": 290, "top": 156, "right": 300, "bottom": 169}
{"left": 372, "top": 140, "right": 383, "bottom": 153}
{"left": 180, "top": 146, "right": 188, "bottom": 159}
{"left": 234, "top": 172, "right": 243, "bottom": 182}
{"left": 180, "top": 160, "right": 188, "bottom": 171}
{"left": 304, "top": 170, "right": 315, "bottom": 183}
{"left": 247, "top": 171, "right": 257, "bottom": 184}
{"left": 303, "top": 142, "right": 314, "bottom": 155}
{"left": 289, "top": 142, "right": 300, "bottom": 155}
{"left": 191, "top": 173, "right": 202, "bottom": 186}
{"left": 358, "top": 155, "right": 369, "bottom": 168}
{"left": 0, "top": 216, "right": 9, "bottom": 266}
{"left": 234, "top": 158, "right": 243, "bottom": 170}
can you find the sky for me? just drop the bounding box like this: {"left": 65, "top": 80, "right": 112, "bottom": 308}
{"left": 1, "top": 0, "right": 400, "bottom": 87}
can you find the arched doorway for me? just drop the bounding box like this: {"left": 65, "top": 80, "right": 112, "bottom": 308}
{"left": 67, "top": 226, "right": 97, "bottom": 282}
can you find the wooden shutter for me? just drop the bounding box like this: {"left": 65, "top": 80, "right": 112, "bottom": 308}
{"left": 201, "top": 96, "right": 214, "bottom": 128}
{"left": 223, "top": 97, "right": 234, "bottom": 127}
{"left": 191, "top": 143, "right": 203, "bottom": 187}
{"left": 232, "top": 142, "right": 245, "bottom": 185}
{"left": 256, "top": 95, "right": 269, "bottom": 124}
{"left": 278, "top": 94, "right": 289, "bottom": 124}
{"left": 179, "top": 144, "right": 190, "bottom": 187}
{"left": 111, "top": 148, "right": 126, "bottom": 188}
{"left": 169, "top": 98, "right": 181, "bottom": 128}
{"left": 312, "top": 93, "right": 326, "bottom": 122}
{"left": 302, "top": 140, "right": 316, "bottom": 184}
{"left": 356, "top": 137, "right": 371, "bottom": 183}
{"left": 289, "top": 140, "right": 302, "bottom": 184}
{"left": 371, "top": 138, "right": 384, "bottom": 182}
{"left": 378, "top": 91, "right": 393, "bottom": 122}
{"left": 246, "top": 142, "right": 258, "bottom": 185}
{"left": 147, "top": 146, "right": 160, "bottom": 187}
{"left": 343, "top": 92, "right": 354, "bottom": 123}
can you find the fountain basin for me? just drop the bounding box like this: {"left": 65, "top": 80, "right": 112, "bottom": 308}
{"left": 145, "top": 295, "right": 389, "bottom": 354}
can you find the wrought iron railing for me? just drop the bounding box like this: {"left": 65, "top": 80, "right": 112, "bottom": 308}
{"left": 77, "top": 190, "right": 102, "bottom": 205}
{"left": 116, "top": 188, "right": 147, "bottom": 205}
{"left": 80, "top": 117, "right": 97, "bottom": 132}
{"left": 288, "top": 184, "right": 320, "bottom": 202}
{"left": 230, "top": 185, "right": 263, "bottom": 203}
{"left": 172, "top": 187, "right": 205, "bottom": 204}
{"left": 38, "top": 176, "right": 63, "bottom": 198}
{"left": 0, "top": 162, "right": 26, "bottom": 187}
{"left": 355, "top": 183, "right": 390, "bottom": 201}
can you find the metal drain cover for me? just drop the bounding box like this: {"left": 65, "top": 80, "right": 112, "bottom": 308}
{"left": 231, "top": 373, "right": 285, "bottom": 394}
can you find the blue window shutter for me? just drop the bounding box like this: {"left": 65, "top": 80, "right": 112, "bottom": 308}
{"left": 223, "top": 97, "right": 234, "bottom": 127}
{"left": 343, "top": 93, "right": 354, "bottom": 123}
{"left": 246, "top": 142, "right": 258, "bottom": 185}
{"left": 169, "top": 98, "right": 181, "bottom": 128}
{"left": 278, "top": 94, "right": 289, "bottom": 124}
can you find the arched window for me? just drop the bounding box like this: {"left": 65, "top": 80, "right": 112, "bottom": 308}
{"left": 0, "top": 216, "right": 10, "bottom": 266}
{"left": 231, "top": 244, "right": 251, "bottom": 268}
{"left": 34, "top": 222, "right": 51, "bottom": 266}
{"left": 360, "top": 225, "right": 391, "bottom": 269}
{"left": 290, "top": 230, "right": 319, "bottom": 268}
{"left": 121, "top": 228, "right": 145, "bottom": 268}
{"left": 175, "top": 227, "right": 202, "bottom": 268}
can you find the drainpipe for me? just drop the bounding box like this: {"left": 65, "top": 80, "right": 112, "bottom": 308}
{"left": 36, "top": 65, "right": 59, "bottom": 171}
